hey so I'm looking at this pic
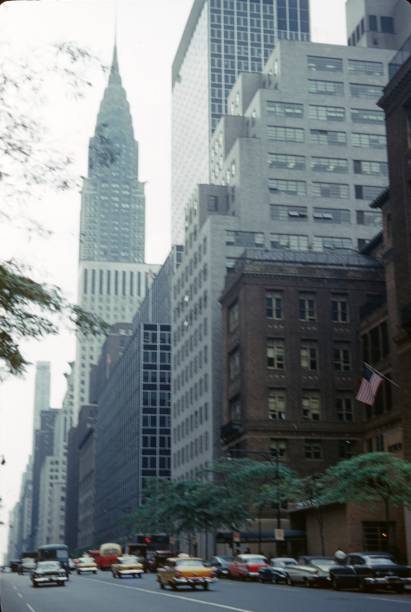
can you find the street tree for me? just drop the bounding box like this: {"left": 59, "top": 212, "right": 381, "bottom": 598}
{"left": 320, "top": 452, "right": 411, "bottom": 549}
{"left": 0, "top": 35, "right": 107, "bottom": 376}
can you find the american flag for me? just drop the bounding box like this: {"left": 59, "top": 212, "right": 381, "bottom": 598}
{"left": 356, "top": 365, "right": 383, "bottom": 405}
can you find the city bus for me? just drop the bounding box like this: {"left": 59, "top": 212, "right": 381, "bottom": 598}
{"left": 37, "top": 544, "right": 70, "bottom": 575}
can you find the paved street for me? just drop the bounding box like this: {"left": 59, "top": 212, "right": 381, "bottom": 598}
{"left": 1, "top": 571, "right": 410, "bottom": 612}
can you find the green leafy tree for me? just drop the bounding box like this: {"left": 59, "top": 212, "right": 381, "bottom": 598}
{"left": 0, "top": 35, "right": 107, "bottom": 376}
{"left": 320, "top": 452, "right": 411, "bottom": 549}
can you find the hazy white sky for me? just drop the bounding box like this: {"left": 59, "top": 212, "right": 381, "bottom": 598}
{"left": 0, "top": 0, "right": 346, "bottom": 558}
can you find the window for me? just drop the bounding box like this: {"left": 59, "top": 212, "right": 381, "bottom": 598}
{"left": 328, "top": 296, "right": 349, "bottom": 326}
{"left": 336, "top": 397, "right": 353, "bottom": 422}
{"left": 268, "top": 153, "right": 305, "bottom": 170}
{"left": 229, "top": 349, "right": 240, "bottom": 381}
{"left": 308, "top": 80, "right": 344, "bottom": 95}
{"left": 334, "top": 347, "right": 351, "bottom": 371}
{"left": 269, "top": 179, "right": 306, "bottom": 196}
{"left": 268, "top": 391, "right": 286, "bottom": 420}
{"left": 226, "top": 230, "right": 264, "bottom": 247}
{"left": 312, "top": 182, "right": 349, "bottom": 199}
{"left": 380, "top": 16, "right": 394, "bottom": 34}
{"left": 271, "top": 233, "right": 309, "bottom": 250}
{"left": 307, "top": 56, "right": 343, "bottom": 72}
{"left": 270, "top": 439, "right": 287, "bottom": 458}
{"left": 228, "top": 301, "right": 239, "bottom": 333}
{"left": 299, "top": 295, "right": 316, "bottom": 321}
{"left": 302, "top": 395, "right": 321, "bottom": 420}
{"left": 356, "top": 210, "right": 382, "bottom": 226}
{"left": 266, "top": 100, "right": 303, "bottom": 118}
{"left": 267, "top": 125, "right": 305, "bottom": 142}
{"left": 352, "top": 132, "right": 387, "bottom": 148}
{"left": 304, "top": 440, "right": 323, "bottom": 459}
{"left": 310, "top": 129, "right": 346, "bottom": 145}
{"left": 300, "top": 344, "right": 318, "bottom": 370}
{"left": 313, "top": 207, "right": 350, "bottom": 224}
{"left": 271, "top": 205, "right": 307, "bottom": 221}
{"left": 354, "top": 184, "right": 384, "bottom": 200}
{"left": 369, "top": 15, "right": 378, "bottom": 32}
{"left": 309, "top": 105, "right": 345, "bottom": 121}
{"left": 348, "top": 59, "right": 384, "bottom": 76}
{"left": 351, "top": 108, "right": 384, "bottom": 124}
{"left": 267, "top": 339, "right": 285, "bottom": 369}
{"left": 266, "top": 291, "right": 283, "bottom": 320}
{"left": 229, "top": 397, "right": 241, "bottom": 421}
{"left": 363, "top": 521, "right": 394, "bottom": 553}
{"left": 311, "top": 157, "right": 348, "bottom": 173}
{"left": 339, "top": 440, "right": 354, "bottom": 458}
{"left": 354, "top": 160, "right": 388, "bottom": 176}
{"left": 350, "top": 83, "right": 383, "bottom": 98}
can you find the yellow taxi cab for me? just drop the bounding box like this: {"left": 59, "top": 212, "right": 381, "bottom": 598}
{"left": 111, "top": 555, "right": 144, "bottom": 579}
{"left": 76, "top": 556, "right": 98, "bottom": 575}
{"left": 157, "top": 553, "right": 216, "bottom": 590}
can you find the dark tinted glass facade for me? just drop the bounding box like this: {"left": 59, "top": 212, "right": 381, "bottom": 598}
{"left": 209, "top": 0, "right": 310, "bottom": 129}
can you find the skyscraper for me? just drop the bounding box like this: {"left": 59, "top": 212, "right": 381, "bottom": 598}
{"left": 73, "top": 45, "right": 159, "bottom": 420}
{"left": 33, "top": 362, "right": 50, "bottom": 434}
{"left": 171, "top": 0, "right": 311, "bottom": 244}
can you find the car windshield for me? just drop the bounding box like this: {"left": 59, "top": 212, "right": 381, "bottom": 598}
{"left": 37, "top": 562, "right": 60, "bottom": 571}
{"left": 310, "top": 559, "right": 336, "bottom": 567}
{"left": 119, "top": 556, "right": 138, "bottom": 564}
{"left": 242, "top": 557, "right": 267, "bottom": 564}
{"left": 273, "top": 558, "right": 297, "bottom": 566}
{"left": 176, "top": 560, "right": 205, "bottom": 568}
{"left": 219, "top": 556, "right": 233, "bottom": 562}
{"left": 366, "top": 557, "right": 396, "bottom": 565}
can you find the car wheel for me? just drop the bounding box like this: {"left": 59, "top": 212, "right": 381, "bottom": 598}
{"left": 94, "top": 571, "right": 97, "bottom": 575}
{"left": 160, "top": 581, "right": 165, "bottom": 589}
{"left": 203, "top": 583, "right": 209, "bottom": 591}
{"left": 359, "top": 580, "right": 370, "bottom": 593}
{"left": 304, "top": 578, "right": 312, "bottom": 588}
{"left": 32, "top": 582, "right": 38, "bottom": 588}
{"left": 286, "top": 576, "right": 294, "bottom": 586}
{"left": 332, "top": 577, "right": 340, "bottom": 591}
{"left": 170, "top": 582, "right": 177, "bottom": 590}
{"left": 393, "top": 585, "right": 404, "bottom": 594}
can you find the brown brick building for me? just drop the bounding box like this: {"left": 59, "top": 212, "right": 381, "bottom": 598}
{"left": 220, "top": 249, "right": 385, "bottom": 474}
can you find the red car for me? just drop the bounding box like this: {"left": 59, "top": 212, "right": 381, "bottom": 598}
{"left": 228, "top": 554, "right": 269, "bottom": 580}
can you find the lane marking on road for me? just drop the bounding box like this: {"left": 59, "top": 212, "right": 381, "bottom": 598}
{"left": 17, "top": 593, "right": 23, "bottom": 598}
{"left": 26, "top": 604, "right": 36, "bottom": 612}
{"left": 84, "top": 578, "right": 253, "bottom": 612}
{"left": 364, "top": 596, "right": 411, "bottom": 606}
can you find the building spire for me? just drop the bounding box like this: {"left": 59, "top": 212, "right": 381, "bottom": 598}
{"left": 109, "top": 4, "right": 120, "bottom": 83}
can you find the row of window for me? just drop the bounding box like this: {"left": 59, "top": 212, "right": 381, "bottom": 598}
{"left": 271, "top": 205, "right": 381, "bottom": 226}
{"left": 307, "top": 56, "right": 384, "bottom": 76}
{"left": 266, "top": 101, "right": 385, "bottom": 127}
{"left": 348, "top": 14, "right": 394, "bottom": 47}
{"left": 82, "top": 268, "right": 151, "bottom": 297}
{"left": 269, "top": 178, "right": 386, "bottom": 199}
{"left": 228, "top": 342, "right": 353, "bottom": 380}
{"left": 174, "top": 432, "right": 209, "bottom": 467}
{"left": 269, "top": 438, "right": 355, "bottom": 460}
{"left": 268, "top": 233, "right": 354, "bottom": 251}
{"left": 268, "top": 153, "right": 388, "bottom": 176}
{"left": 173, "top": 404, "right": 209, "bottom": 442}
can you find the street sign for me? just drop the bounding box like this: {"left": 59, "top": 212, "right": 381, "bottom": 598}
{"left": 232, "top": 531, "right": 241, "bottom": 543}
{"left": 274, "top": 528, "right": 285, "bottom": 541}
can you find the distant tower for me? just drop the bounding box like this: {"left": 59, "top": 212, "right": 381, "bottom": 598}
{"left": 33, "top": 362, "right": 50, "bottom": 433}
{"left": 80, "top": 45, "right": 145, "bottom": 263}
{"left": 73, "top": 44, "right": 158, "bottom": 422}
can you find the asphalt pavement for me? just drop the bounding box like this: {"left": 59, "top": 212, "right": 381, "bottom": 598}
{"left": 1, "top": 570, "right": 410, "bottom": 612}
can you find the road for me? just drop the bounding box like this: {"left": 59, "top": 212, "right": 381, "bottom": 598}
{"left": 1, "top": 571, "right": 410, "bottom": 612}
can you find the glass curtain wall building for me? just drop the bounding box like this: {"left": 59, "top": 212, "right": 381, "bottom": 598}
{"left": 172, "top": 0, "right": 310, "bottom": 244}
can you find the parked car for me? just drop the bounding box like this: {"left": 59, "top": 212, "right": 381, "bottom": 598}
{"left": 111, "top": 555, "right": 144, "bottom": 579}
{"left": 282, "top": 557, "right": 337, "bottom": 587}
{"left": 258, "top": 561, "right": 289, "bottom": 584}
{"left": 76, "top": 556, "right": 98, "bottom": 575}
{"left": 31, "top": 561, "right": 68, "bottom": 588}
{"left": 228, "top": 554, "right": 269, "bottom": 580}
{"left": 157, "top": 554, "right": 216, "bottom": 590}
{"left": 329, "top": 553, "right": 411, "bottom": 593}
{"left": 209, "top": 556, "right": 233, "bottom": 578}
{"left": 68, "top": 558, "right": 76, "bottom": 572}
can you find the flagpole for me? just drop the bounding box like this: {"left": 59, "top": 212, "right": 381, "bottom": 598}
{"left": 363, "top": 362, "right": 400, "bottom": 389}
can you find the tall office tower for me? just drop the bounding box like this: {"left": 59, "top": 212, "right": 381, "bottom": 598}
{"left": 73, "top": 45, "right": 159, "bottom": 421}
{"left": 171, "top": 39, "right": 393, "bottom": 482}
{"left": 33, "top": 362, "right": 50, "bottom": 434}
{"left": 171, "top": 0, "right": 311, "bottom": 244}
{"left": 346, "top": 0, "right": 411, "bottom": 51}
